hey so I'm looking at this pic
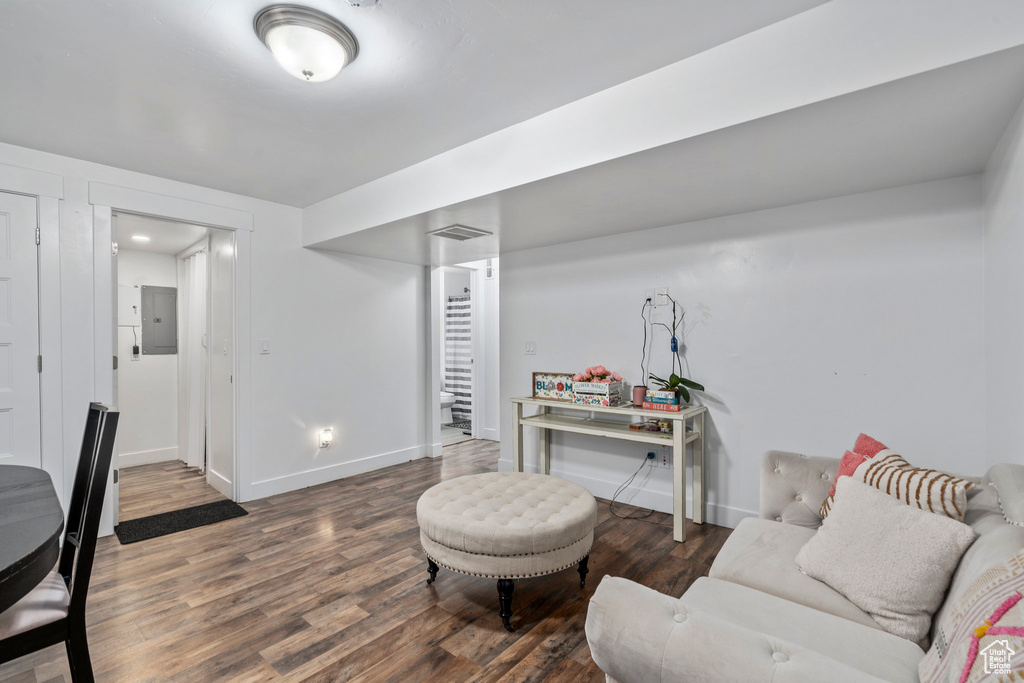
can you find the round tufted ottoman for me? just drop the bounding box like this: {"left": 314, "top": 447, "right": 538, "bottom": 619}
{"left": 417, "top": 471, "right": 598, "bottom": 631}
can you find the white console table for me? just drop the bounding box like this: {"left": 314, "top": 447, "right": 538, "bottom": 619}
{"left": 510, "top": 397, "right": 707, "bottom": 542}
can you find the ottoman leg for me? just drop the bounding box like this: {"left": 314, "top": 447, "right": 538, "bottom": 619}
{"left": 497, "top": 579, "right": 515, "bottom": 632}
{"left": 577, "top": 555, "right": 590, "bottom": 588}
{"left": 426, "top": 558, "right": 439, "bottom": 585}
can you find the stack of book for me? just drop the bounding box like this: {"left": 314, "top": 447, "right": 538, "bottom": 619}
{"left": 642, "top": 389, "right": 682, "bottom": 412}
{"left": 573, "top": 381, "right": 623, "bottom": 407}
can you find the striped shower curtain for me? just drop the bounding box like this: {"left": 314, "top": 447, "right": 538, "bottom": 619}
{"left": 445, "top": 295, "right": 472, "bottom": 423}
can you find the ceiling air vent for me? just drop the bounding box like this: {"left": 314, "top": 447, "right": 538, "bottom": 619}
{"left": 427, "top": 224, "right": 492, "bottom": 241}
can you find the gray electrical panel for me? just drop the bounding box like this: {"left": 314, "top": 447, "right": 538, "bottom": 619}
{"left": 141, "top": 286, "right": 178, "bottom": 355}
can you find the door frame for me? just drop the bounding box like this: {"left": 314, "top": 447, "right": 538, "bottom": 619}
{"left": 90, "top": 183, "right": 253, "bottom": 515}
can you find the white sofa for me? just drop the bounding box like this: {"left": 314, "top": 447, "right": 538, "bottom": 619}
{"left": 585, "top": 450, "right": 1024, "bottom": 682}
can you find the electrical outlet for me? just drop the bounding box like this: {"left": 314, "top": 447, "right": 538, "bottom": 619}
{"left": 644, "top": 288, "right": 655, "bottom": 306}
{"left": 659, "top": 447, "right": 672, "bottom": 469}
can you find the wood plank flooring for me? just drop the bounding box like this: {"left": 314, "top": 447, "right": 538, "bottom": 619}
{"left": 1, "top": 440, "right": 731, "bottom": 682}
{"left": 118, "top": 461, "right": 228, "bottom": 522}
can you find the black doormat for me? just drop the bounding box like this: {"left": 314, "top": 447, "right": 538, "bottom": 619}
{"left": 114, "top": 500, "right": 248, "bottom": 544}
{"left": 445, "top": 420, "right": 472, "bottom": 432}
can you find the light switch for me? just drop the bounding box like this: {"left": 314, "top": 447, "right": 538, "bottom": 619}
{"left": 259, "top": 339, "right": 271, "bottom": 355}
{"left": 524, "top": 341, "right": 537, "bottom": 355}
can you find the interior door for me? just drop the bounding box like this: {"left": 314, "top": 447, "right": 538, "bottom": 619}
{"left": 0, "top": 192, "right": 41, "bottom": 468}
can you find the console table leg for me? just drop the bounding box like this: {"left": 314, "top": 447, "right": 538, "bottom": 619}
{"left": 693, "top": 412, "right": 705, "bottom": 525}
{"left": 512, "top": 403, "right": 524, "bottom": 472}
{"left": 497, "top": 579, "right": 515, "bottom": 632}
{"left": 538, "top": 406, "right": 550, "bottom": 475}
{"left": 577, "top": 555, "right": 590, "bottom": 588}
{"left": 673, "top": 427, "right": 685, "bottom": 542}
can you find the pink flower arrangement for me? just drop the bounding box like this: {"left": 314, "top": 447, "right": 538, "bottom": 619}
{"left": 573, "top": 366, "right": 623, "bottom": 383}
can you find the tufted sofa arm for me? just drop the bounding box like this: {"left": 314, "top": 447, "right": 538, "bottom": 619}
{"left": 760, "top": 450, "right": 841, "bottom": 529}
{"left": 586, "top": 576, "right": 888, "bottom": 683}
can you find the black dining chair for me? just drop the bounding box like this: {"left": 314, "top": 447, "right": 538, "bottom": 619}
{"left": 0, "top": 404, "right": 119, "bottom": 682}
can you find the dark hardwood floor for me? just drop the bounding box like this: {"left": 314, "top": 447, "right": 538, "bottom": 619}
{"left": 118, "top": 460, "right": 229, "bottom": 522}
{"left": 0, "top": 439, "right": 731, "bottom": 682}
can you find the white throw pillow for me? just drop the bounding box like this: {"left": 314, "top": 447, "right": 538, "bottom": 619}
{"left": 796, "top": 477, "right": 978, "bottom": 642}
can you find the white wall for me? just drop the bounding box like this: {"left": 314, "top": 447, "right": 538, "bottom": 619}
{"left": 500, "top": 177, "right": 986, "bottom": 527}
{"left": 207, "top": 230, "right": 234, "bottom": 496}
{"left": 247, "top": 228, "right": 428, "bottom": 498}
{"left": 0, "top": 141, "right": 430, "bottom": 535}
{"left": 983, "top": 97, "right": 1024, "bottom": 468}
{"left": 116, "top": 249, "right": 178, "bottom": 466}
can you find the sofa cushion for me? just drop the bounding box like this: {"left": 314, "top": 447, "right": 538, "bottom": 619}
{"left": 683, "top": 577, "right": 926, "bottom": 683}
{"left": 796, "top": 477, "right": 977, "bottom": 643}
{"left": 759, "top": 450, "right": 839, "bottom": 528}
{"left": 709, "top": 517, "right": 883, "bottom": 631}
{"left": 853, "top": 450, "right": 973, "bottom": 521}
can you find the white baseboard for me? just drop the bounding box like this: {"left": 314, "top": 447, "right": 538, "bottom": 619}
{"left": 207, "top": 467, "right": 232, "bottom": 498}
{"left": 480, "top": 427, "right": 499, "bottom": 441}
{"left": 119, "top": 447, "right": 178, "bottom": 468}
{"left": 497, "top": 457, "right": 754, "bottom": 530}
{"left": 430, "top": 442, "right": 443, "bottom": 458}
{"left": 250, "top": 444, "right": 428, "bottom": 500}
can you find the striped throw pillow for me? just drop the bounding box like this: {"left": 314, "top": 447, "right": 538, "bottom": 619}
{"left": 852, "top": 450, "right": 973, "bottom": 522}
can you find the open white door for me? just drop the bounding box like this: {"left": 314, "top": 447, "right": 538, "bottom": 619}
{"left": 0, "top": 192, "right": 41, "bottom": 468}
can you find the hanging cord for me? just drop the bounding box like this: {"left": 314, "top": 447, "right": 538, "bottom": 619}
{"left": 640, "top": 300, "right": 651, "bottom": 385}
{"left": 610, "top": 455, "right": 655, "bottom": 520}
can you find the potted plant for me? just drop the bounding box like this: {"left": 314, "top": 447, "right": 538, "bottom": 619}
{"left": 647, "top": 372, "right": 705, "bottom": 403}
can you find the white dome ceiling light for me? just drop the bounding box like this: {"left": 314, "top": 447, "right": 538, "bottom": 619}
{"left": 254, "top": 5, "right": 358, "bottom": 82}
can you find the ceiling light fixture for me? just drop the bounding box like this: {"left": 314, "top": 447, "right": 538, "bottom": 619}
{"left": 254, "top": 5, "right": 358, "bottom": 82}
{"left": 131, "top": 235, "right": 151, "bottom": 242}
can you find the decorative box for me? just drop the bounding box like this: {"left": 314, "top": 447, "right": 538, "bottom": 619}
{"left": 574, "top": 393, "right": 623, "bottom": 407}
{"left": 574, "top": 381, "right": 624, "bottom": 396}
{"left": 532, "top": 372, "right": 575, "bottom": 401}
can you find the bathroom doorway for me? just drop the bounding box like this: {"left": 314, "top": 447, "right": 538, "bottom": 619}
{"left": 441, "top": 266, "right": 473, "bottom": 445}
{"left": 434, "top": 258, "right": 500, "bottom": 450}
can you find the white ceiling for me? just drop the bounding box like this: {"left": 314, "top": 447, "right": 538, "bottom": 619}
{"left": 316, "top": 46, "right": 1024, "bottom": 265}
{"left": 0, "top": 0, "right": 823, "bottom": 207}
{"left": 115, "top": 213, "right": 213, "bottom": 255}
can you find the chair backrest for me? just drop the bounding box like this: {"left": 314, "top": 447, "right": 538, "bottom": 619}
{"left": 58, "top": 404, "right": 119, "bottom": 621}
{"left": 57, "top": 403, "right": 104, "bottom": 579}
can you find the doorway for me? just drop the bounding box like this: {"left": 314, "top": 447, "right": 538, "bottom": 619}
{"left": 113, "top": 213, "right": 235, "bottom": 523}
{"left": 433, "top": 258, "right": 500, "bottom": 451}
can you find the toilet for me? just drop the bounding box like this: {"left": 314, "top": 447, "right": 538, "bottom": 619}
{"left": 440, "top": 391, "right": 456, "bottom": 424}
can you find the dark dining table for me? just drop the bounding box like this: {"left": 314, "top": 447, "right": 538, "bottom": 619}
{"left": 0, "top": 465, "right": 64, "bottom": 614}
